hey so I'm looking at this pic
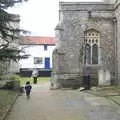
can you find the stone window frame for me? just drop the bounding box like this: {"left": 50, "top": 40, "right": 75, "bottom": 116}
{"left": 84, "top": 29, "right": 100, "bottom": 65}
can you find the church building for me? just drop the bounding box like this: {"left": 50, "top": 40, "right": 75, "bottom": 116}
{"left": 52, "top": 0, "right": 120, "bottom": 88}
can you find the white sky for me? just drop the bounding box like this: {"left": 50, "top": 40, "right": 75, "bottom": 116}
{"left": 8, "top": 0, "right": 103, "bottom": 37}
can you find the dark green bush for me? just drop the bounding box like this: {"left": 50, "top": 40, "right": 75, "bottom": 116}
{"left": 4, "top": 81, "right": 15, "bottom": 89}
{"left": 10, "top": 74, "right": 20, "bottom": 81}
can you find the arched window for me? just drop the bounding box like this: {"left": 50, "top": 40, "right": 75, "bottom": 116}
{"left": 84, "top": 29, "right": 100, "bottom": 65}
{"left": 84, "top": 44, "right": 91, "bottom": 64}
{"left": 92, "top": 44, "right": 98, "bottom": 64}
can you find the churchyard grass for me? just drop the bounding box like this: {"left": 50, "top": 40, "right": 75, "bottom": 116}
{"left": 89, "top": 85, "right": 120, "bottom": 105}
{"left": 0, "top": 90, "right": 17, "bottom": 118}
{"left": 19, "top": 77, "right": 50, "bottom": 86}
{"left": 109, "top": 96, "right": 120, "bottom": 105}
{"left": 0, "top": 76, "right": 50, "bottom": 119}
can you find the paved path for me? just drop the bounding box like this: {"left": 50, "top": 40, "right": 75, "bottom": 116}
{"left": 6, "top": 82, "right": 120, "bottom": 120}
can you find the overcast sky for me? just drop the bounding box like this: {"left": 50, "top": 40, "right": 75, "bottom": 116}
{"left": 8, "top": 0, "right": 103, "bottom": 37}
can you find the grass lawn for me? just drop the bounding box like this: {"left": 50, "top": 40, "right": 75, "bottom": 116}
{"left": 19, "top": 77, "right": 50, "bottom": 86}
{"left": 98, "top": 85, "right": 120, "bottom": 91}
{"left": 88, "top": 85, "right": 120, "bottom": 105}
{"left": 0, "top": 90, "right": 17, "bottom": 118}
{"left": 109, "top": 96, "right": 120, "bottom": 105}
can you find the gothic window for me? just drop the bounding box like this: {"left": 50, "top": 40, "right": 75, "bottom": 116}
{"left": 84, "top": 29, "right": 100, "bottom": 65}
{"left": 92, "top": 44, "right": 98, "bottom": 64}
{"left": 84, "top": 44, "right": 91, "bottom": 64}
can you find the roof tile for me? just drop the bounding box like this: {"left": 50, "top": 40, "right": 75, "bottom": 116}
{"left": 24, "top": 36, "right": 56, "bottom": 45}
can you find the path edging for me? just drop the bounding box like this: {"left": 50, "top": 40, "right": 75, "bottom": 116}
{"left": 1, "top": 93, "right": 20, "bottom": 120}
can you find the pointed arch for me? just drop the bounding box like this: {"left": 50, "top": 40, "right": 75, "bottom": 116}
{"left": 84, "top": 29, "right": 100, "bottom": 65}
{"left": 84, "top": 44, "right": 91, "bottom": 64}
{"left": 92, "top": 44, "right": 98, "bottom": 64}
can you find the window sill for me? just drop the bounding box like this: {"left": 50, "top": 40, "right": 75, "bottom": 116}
{"left": 83, "top": 64, "right": 102, "bottom": 69}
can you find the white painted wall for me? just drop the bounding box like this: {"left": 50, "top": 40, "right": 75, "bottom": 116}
{"left": 19, "top": 44, "right": 55, "bottom": 69}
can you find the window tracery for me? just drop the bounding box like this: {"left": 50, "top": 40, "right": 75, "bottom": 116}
{"left": 84, "top": 29, "right": 100, "bottom": 65}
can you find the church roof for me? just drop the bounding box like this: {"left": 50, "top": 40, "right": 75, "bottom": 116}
{"left": 23, "top": 36, "right": 56, "bottom": 45}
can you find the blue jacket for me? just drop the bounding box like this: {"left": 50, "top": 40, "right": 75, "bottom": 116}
{"left": 25, "top": 85, "right": 32, "bottom": 92}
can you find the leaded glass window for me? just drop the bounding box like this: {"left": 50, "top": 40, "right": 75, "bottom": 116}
{"left": 92, "top": 44, "right": 98, "bottom": 64}
{"left": 84, "top": 29, "right": 100, "bottom": 65}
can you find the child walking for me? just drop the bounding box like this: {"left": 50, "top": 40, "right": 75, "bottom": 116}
{"left": 25, "top": 81, "right": 32, "bottom": 99}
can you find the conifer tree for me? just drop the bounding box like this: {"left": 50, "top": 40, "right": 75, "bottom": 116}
{"left": 0, "top": 0, "right": 28, "bottom": 61}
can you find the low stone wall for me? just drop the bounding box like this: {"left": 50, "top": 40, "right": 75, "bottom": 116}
{"left": 51, "top": 73, "right": 83, "bottom": 89}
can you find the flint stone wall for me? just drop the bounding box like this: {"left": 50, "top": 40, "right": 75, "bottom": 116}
{"left": 52, "top": 2, "right": 120, "bottom": 88}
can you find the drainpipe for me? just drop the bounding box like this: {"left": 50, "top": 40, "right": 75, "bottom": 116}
{"left": 113, "top": 17, "right": 118, "bottom": 85}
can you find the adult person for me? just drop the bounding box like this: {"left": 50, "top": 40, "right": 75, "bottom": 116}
{"left": 84, "top": 74, "right": 91, "bottom": 90}
{"left": 32, "top": 69, "right": 39, "bottom": 84}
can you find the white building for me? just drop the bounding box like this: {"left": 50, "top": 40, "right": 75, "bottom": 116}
{"left": 19, "top": 36, "right": 56, "bottom": 76}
